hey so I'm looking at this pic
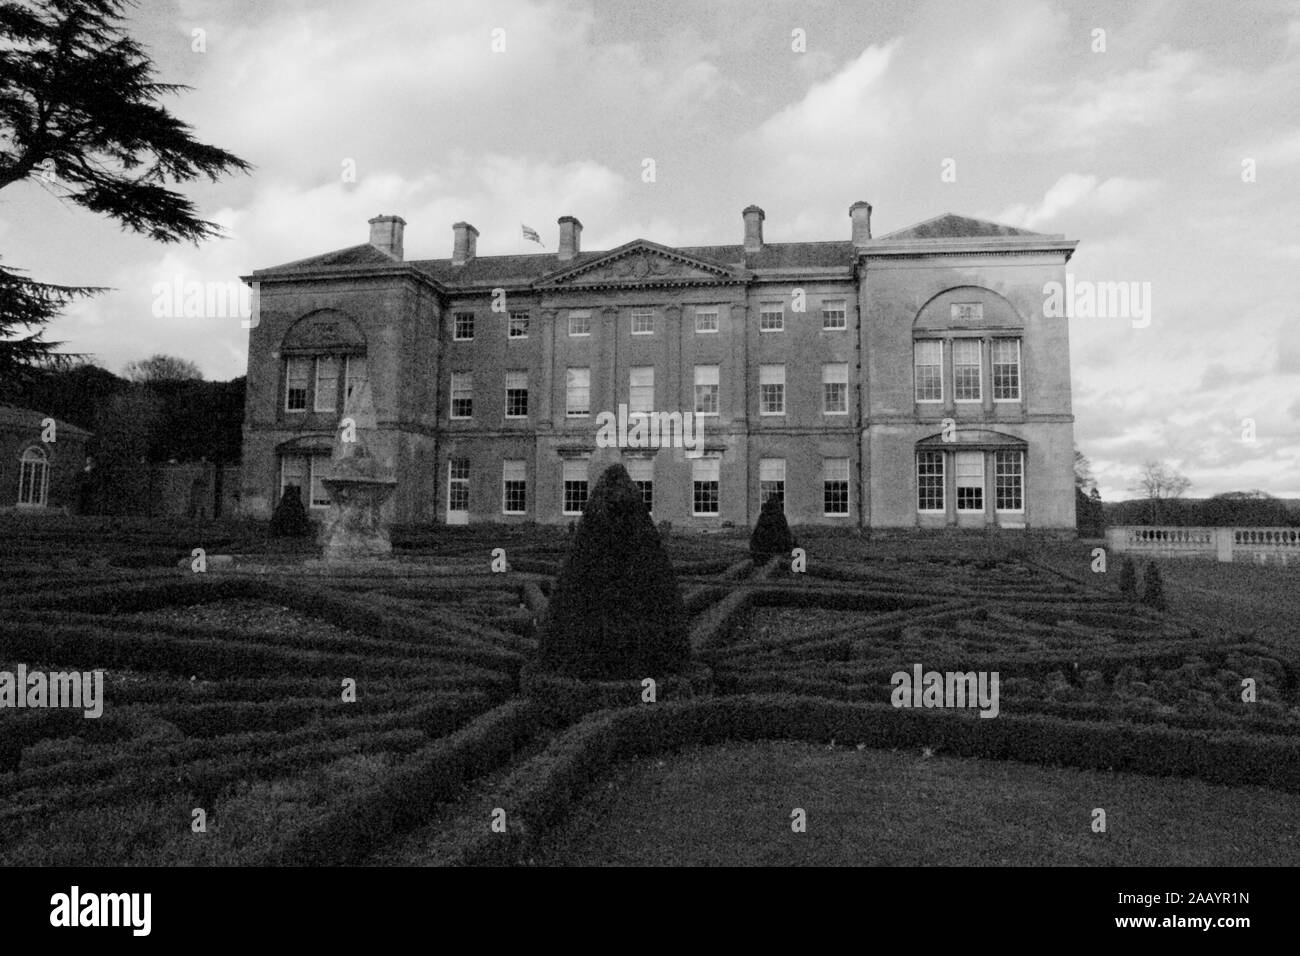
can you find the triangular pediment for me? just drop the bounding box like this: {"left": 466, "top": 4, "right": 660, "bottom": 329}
{"left": 916, "top": 429, "right": 1027, "bottom": 448}
{"left": 535, "top": 240, "right": 744, "bottom": 288}
{"left": 881, "top": 213, "right": 1057, "bottom": 241}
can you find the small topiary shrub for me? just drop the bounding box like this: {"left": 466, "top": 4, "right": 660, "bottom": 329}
{"left": 269, "top": 484, "right": 311, "bottom": 538}
{"left": 1141, "top": 560, "right": 1167, "bottom": 611}
{"left": 750, "top": 495, "right": 795, "bottom": 567}
{"left": 1118, "top": 556, "right": 1138, "bottom": 601}
{"left": 536, "top": 464, "right": 691, "bottom": 680}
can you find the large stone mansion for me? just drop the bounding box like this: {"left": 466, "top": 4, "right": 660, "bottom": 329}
{"left": 239, "top": 201, "right": 1078, "bottom": 530}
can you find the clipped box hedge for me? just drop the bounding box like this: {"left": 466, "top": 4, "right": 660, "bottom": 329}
{"left": 423, "top": 693, "right": 1300, "bottom": 866}
{"left": 266, "top": 699, "right": 540, "bottom": 866}
{"left": 519, "top": 661, "right": 714, "bottom": 726}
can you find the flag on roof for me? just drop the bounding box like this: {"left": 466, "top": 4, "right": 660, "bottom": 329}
{"left": 521, "top": 224, "right": 543, "bottom": 246}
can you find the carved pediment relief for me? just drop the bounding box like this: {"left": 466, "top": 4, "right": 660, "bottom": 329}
{"left": 538, "top": 241, "right": 740, "bottom": 289}
{"left": 282, "top": 309, "right": 367, "bottom": 352}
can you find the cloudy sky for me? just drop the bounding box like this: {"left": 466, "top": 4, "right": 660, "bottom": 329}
{"left": 4, "top": 0, "right": 1299, "bottom": 498}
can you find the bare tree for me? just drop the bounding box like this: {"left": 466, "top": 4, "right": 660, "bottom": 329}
{"left": 1132, "top": 460, "right": 1191, "bottom": 524}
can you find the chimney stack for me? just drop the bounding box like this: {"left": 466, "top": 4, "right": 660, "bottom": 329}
{"left": 849, "top": 200, "right": 873, "bottom": 246}
{"left": 452, "top": 221, "right": 479, "bottom": 266}
{"left": 558, "top": 216, "right": 582, "bottom": 261}
{"left": 742, "top": 205, "right": 765, "bottom": 254}
{"left": 369, "top": 215, "right": 406, "bottom": 260}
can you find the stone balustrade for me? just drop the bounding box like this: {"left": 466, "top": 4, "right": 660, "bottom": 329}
{"left": 1107, "top": 526, "right": 1300, "bottom": 564}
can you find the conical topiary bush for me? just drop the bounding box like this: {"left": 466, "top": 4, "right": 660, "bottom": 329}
{"left": 1141, "top": 560, "right": 1167, "bottom": 610}
{"left": 1118, "top": 556, "right": 1137, "bottom": 601}
{"left": 750, "top": 494, "right": 795, "bottom": 567}
{"left": 536, "top": 463, "right": 690, "bottom": 679}
{"left": 269, "top": 484, "right": 312, "bottom": 537}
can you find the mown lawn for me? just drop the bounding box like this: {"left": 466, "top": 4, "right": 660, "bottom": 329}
{"left": 532, "top": 740, "right": 1300, "bottom": 866}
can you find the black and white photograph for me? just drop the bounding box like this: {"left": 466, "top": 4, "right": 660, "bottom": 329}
{"left": 0, "top": 0, "right": 1294, "bottom": 929}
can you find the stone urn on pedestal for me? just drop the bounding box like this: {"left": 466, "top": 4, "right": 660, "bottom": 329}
{"left": 317, "top": 376, "right": 397, "bottom": 563}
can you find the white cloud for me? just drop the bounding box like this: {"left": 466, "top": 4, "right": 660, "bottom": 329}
{"left": 995, "top": 174, "right": 1159, "bottom": 230}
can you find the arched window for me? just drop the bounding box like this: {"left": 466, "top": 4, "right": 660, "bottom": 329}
{"left": 17, "top": 446, "right": 48, "bottom": 507}
{"left": 279, "top": 310, "right": 367, "bottom": 415}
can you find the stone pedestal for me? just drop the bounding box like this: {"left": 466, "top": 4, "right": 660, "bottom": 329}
{"left": 318, "top": 454, "right": 397, "bottom": 563}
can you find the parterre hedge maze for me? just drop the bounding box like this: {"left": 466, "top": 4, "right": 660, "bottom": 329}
{"left": 1, "top": 517, "right": 1297, "bottom": 865}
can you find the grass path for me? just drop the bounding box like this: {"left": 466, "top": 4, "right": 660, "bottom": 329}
{"left": 531, "top": 740, "right": 1300, "bottom": 866}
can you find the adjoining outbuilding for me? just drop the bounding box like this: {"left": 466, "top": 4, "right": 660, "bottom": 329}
{"left": 0, "top": 405, "right": 92, "bottom": 514}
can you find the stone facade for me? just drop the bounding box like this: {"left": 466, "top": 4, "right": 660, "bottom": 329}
{"left": 239, "top": 205, "right": 1078, "bottom": 531}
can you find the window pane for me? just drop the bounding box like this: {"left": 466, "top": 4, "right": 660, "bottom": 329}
{"left": 956, "top": 451, "right": 984, "bottom": 511}
{"left": 995, "top": 450, "right": 1024, "bottom": 511}
{"left": 629, "top": 366, "right": 654, "bottom": 413}
{"left": 314, "top": 356, "right": 339, "bottom": 412}
{"left": 953, "top": 339, "right": 981, "bottom": 402}
{"left": 503, "top": 460, "right": 526, "bottom": 513}
{"left": 631, "top": 309, "right": 655, "bottom": 334}
{"left": 568, "top": 310, "right": 591, "bottom": 335}
{"left": 566, "top": 367, "right": 590, "bottom": 416}
{"left": 694, "top": 365, "right": 720, "bottom": 415}
{"left": 695, "top": 307, "right": 718, "bottom": 332}
{"left": 993, "top": 338, "right": 1021, "bottom": 400}
{"left": 822, "top": 300, "right": 847, "bottom": 329}
{"left": 760, "top": 364, "right": 784, "bottom": 415}
{"left": 344, "top": 355, "right": 366, "bottom": 403}
{"left": 917, "top": 452, "right": 945, "bottom": 511}
{"left": 281, "top": 455, "right": 306, "bottom": 501}
{"left": 823, "top": 363, "right": 848, "bottom": 414}
{"left": 625, "top": 460, "right": 654, "bottom": 511}
{"left": 823, "top": 457, "right": 849, "bottom": 515}
{"left": 760, "top": 305, "right": 783, "bottom": 331}
{"left": 286, "top": 357, "right": 310, "bottom": 411}
{"left": 505, "top": 370, "right": 528, "bottom": 418}
{"left": 508, "top": 311, "right": 529, "bottom": 338}
{"left": 760, "top": 384, "right": 785, "bottom": 414}
{"left": 563, "top": 481, "right": 588, "bottom": 513}
{"left": 914, "top": 340, "right": 943, "bottom": 402}
{"left": 309, "top": 457, "right": 330, "bottom": 508}
{"left": 454, "top": 312, "right": 475, "bottom": 340}
{"left": 451, "top": 372, "right": 473, "bottom": 418}
{"left": 759, "top": 458, "right": 785, "bottom": 507}
{"left": 449, "top": 459, "right": 470, "bottom": 511}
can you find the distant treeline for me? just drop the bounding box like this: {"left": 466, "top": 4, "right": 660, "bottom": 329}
{"left": 1102, "top": 493, "right": 1300, "bottom": 528}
